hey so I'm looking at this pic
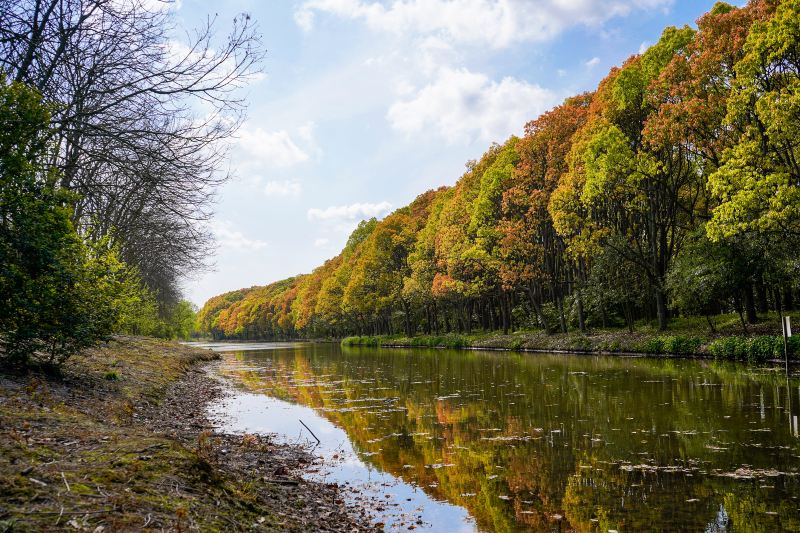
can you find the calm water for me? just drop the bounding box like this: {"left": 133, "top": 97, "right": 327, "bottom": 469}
{"left": 200, "top": 342, "right": 800, "bottom": 532}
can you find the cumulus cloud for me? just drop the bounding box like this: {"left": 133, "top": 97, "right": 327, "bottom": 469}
{"left": 307, "top": 201, "right": 393, "bottom": 221}
{"left": 295, "top": 0, "right": 673, "bottom": 49}
{"left": 140, "top": 0, "right": 181, "bottom": 13}
{"left": 314, "top": 237, "right": 331, "bottom": 247}
{"left": 387, "top": 67, "right": 557, "bottom": 143}
{"left": 208, "top": 220, "right": 267, "bottom": 250}
{"left": 238, "top": 127, "right": 310, "bottom": 167}
{"left": 585, "top": 57, "right": 601, "bottom": 68}
{"left": 264, "top": 180, "right": 303, "bottom": 196}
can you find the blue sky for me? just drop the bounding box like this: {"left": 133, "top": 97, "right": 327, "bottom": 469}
{"left": 177, "top": 0, "right": 743, "bottom": 306}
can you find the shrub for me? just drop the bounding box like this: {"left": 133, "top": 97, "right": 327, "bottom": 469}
{"left": 568, "top": 335, "right": 592, "bottom": 351}
{"left": 508, "top": 338, "right": 523, "bottom": 351}
{"left": 662, "top": 336, "right": 703, "bottom": 355}
{"left": 708, "top": 336, "right": 788, "bottom": 363}
{"left": 638, "top": 337, "right": 665, "bottom": 354}
{"left": 411, "top": 336, "right": 439, "bottom": 347}
{"left": 0, "top": 78, "right": 126, "bottom": 369}
{"left": 748, "top": 336, "right": 780, "bottom": 363}
{"left": 441, "top": 335, "right": 470, "bottom": 349}
{"left": 790, "top": 336, "right": 800, "bottom": 359}
{"left": 708, "top": 337, "right": 741, "bottom": 360}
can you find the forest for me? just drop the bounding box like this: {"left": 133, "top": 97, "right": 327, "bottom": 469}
{"left": 199, "top": 0, "right": 800, "bottom": 341}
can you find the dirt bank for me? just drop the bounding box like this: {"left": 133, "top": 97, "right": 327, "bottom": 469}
{"left": 0, "top": 336, "right": 377, "bottom": 532}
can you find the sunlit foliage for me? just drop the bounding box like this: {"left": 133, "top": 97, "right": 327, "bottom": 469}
{"left": 200, "top": 1, "right": 800, "bottom": 339}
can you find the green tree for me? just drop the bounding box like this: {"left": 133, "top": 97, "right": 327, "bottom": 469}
{"left": 708, "top": 0, "right": 800, "bottom": 240}
{"left": 0, "top": 77, "right": 124, "bottom": 366}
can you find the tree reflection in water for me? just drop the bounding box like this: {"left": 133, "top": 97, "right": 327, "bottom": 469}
{"left": 218, "top": 344, "right": 800, "bottom": 532}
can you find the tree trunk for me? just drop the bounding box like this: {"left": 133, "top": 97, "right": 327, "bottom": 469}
{"left": 425, "top": 304, "right": 432, "bottom": 335}
{"left": 576, "top": 289, "right": 586, "bottom": 333}
{"left": 734, "top": 296, "right": 748, "bottom": 334}
{"left": 527, "top": 284, "right": 550, "bottom": 334}
{"left": 744, "top": 283, "right": 758, "bottom": 324}
{"left": 655, "top": 288, "right": 668, "bottom": 331}
{"left": 501, "top": 293, "right": 509, "bottom": 335}
{"left": 756, "top": 279, "right": 769, "bottom": 314}
{"left": 402, "top": 301, "right": 412, "bottom": 337}
{"left": 784, "top": 288, "right": 794, "bottom": 311}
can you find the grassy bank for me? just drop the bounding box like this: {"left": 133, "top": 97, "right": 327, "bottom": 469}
{"left": 0, "top": 336, "right": 371, "bottom": 531}
{"left": 342, "top": 312, "right": 800, "bottom": 365}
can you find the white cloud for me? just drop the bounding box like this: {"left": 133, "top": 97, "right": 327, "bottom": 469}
{"left": 314, "top": 238, "right": 331, "bottom": 248}
{"left": 208, "top": 220, "right": 267, "bottom": 250}
{"left": 639, "top": 41, "right": 650, "bottom": 54}
{"left": 307, "top": 201, "right": 393, "bottom": 221}
{"left": 296, "top": 121, "right": 316, "bottom": 145}
{"left": 585, "top": 57, "right": 600, "bottom": 68}
{"left": 295, "top": 0, "right": 673, "bottom": 49}
{"left": 238, "top": 127, "right": 310, "bottom": 167}
{"left": 143, "top": 0, "right": 181, "bottom": 11}
{"left": 387, "top": 67, "right": 557, "bottom": 144}
{"left": 264, "top": 180, "right": 303, "bottom": 196}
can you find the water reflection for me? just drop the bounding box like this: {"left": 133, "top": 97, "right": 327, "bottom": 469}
{"left": 213, "top": 343, "right": 800, "bottom": 532}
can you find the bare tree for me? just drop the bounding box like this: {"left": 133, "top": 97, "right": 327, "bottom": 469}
{"left": 0, "top": 0, "right": 264, "bottom": 306}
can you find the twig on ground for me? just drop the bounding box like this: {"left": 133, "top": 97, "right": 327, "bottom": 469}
{"left": 299, "top": 419, "right": 321, "bottom": 445}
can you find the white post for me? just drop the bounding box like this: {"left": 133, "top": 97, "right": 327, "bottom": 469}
{"left": 784, "top": 315, "right": 792, "bottom": 375}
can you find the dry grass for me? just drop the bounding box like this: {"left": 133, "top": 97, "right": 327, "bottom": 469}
{"left": 0, "top": 337, "right": 374, "bottom": 532}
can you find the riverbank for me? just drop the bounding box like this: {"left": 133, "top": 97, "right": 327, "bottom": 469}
{"left": 342, "top": 314, "right": 800, "bottom": 364}
{"left": 0, "top": 336, "right": 376, "bottom": 531}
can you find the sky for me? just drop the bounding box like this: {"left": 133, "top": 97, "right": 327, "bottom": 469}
{"left": 177, "top": 0, "right": 744, "bottom": 307}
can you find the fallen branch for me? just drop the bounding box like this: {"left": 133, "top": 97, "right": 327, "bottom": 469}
{"left": 299, "top": 419, "right": 321, "bottom": 445}
{"left": 263, "top": 478, "right": 300, "bottom": 486}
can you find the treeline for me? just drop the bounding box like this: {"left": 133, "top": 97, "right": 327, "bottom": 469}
{"left": 198, "top": 0, "right": 800, "bottom": 340}
{"left": 1, "top": 0, "right": 261, "bottom": 366}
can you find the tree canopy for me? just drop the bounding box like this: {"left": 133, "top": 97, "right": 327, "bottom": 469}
{"left": 199, "top": 0, "right": 800, "bottom": 340}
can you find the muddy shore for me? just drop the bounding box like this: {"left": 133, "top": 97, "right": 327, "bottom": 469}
{"left": 0, "top": 336, "right": 378, "bottom": 532}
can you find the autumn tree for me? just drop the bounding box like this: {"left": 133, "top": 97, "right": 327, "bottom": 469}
{"left": 501, "top": 94, "right": 592, "bottom": 332}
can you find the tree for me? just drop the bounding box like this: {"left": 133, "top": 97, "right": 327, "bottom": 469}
{"left": 552, "top": 27, "right": 700, "bottom": 330}
{"left": 501, "top": 95, "right": 592, "bottom": 333}
{"left": 707, "top": 0, "right": 800, "bottom": 241}
{"left": 0, "top": 0, "right": 264, "bottom": 307}
{"left": 667, "top": 229, "right": 756, "bottom": 333}
{"left": 0, "top": 76, "right": 124, "bottom": 366}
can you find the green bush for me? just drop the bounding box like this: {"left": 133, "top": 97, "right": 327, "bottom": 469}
{"left": 662, "top": 335, "right": 703, "bottom": 355}
{"left": 708, "top": 336, "right": 790, "bottom": 363}
{"left": 638, "top": 337, "right": 665, "bottom": 354}
{"left": 790, "top": 336, "right": 800, "bottom": 359}
{"left": 708, "top": 337, "right": 740, "bottom": 360}
{"left": 0, "top": 78, "right": 126, "bottom": 369}
{"left": 411, "top": 336, "right": 439, "bottom": 347}
{"left": 441, "top": 335, "right": 470, "bottom": 348}
{"left": 568, "top": 335, "right": 592, "bottom": 351}
{"left": 748, "top": 336, "right": 780, "bottom": 363}
{"left": 340, "top": 335, "right": 384, "bottom": 347}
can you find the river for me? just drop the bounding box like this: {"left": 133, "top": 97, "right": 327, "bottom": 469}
{"left": 195, "top": 341, "right": 800, "bottom": 532}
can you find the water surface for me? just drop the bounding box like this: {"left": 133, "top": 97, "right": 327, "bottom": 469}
{"left": 203, "top": 342, "right": 800, "bottom": 532}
